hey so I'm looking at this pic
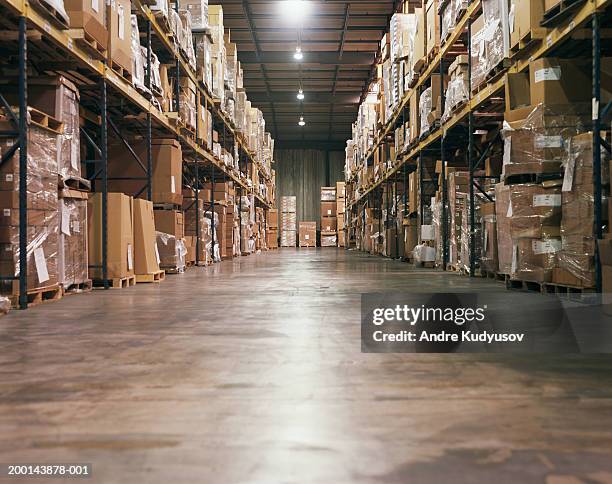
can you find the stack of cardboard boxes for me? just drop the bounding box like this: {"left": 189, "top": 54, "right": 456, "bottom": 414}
{"left": 280, "top": 196, "right": 296, "bottom": 247}
{"left": 321, "top": 187, "right": 337, "bottom": 247}
{"left": 299, "top": 222, "right": 316, "bottom": 248}
{"left": 266, "top": 209, "right": 278, "bottom": 249}
{"left": 337, "top": 182, "right": 346, "bottom": 248}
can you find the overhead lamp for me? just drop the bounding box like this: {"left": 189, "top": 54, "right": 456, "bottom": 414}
{"left": 297, "top": 89, "right": 305, "bottom": 100}
{"left": 298, "top": 116, "right": 306, "bottom": 127}
{"left": 294, "top": 47, "right": 304, "bottom": 60}
{"left": 280, "top": 0, "right": 311, "bottom": 21}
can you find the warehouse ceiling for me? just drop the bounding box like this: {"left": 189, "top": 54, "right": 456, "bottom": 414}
{"left": 217, "top": 0, "right": 400, "bottom": 149}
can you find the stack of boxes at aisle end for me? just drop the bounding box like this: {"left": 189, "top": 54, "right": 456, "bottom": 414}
{"left": 299, "top": 222, "right": 316, "bottom": 248}
{"left": 280, "top": 196, "right": 296, "bottom": 247}
{"left": 321, "top": 187, "right": 337, "bottom": 247}
{"left": 336, "top": 182, "right": 346, "bottom": 248}
{"left": 266, "top": 209, "right": 278, "bottom": 249}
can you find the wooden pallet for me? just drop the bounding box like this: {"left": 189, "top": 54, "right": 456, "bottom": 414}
{"left": 541, "top": 0, "right": 586, "bottom": 27}
{"left": 135, "top": 270, "right": 166, "bottom": 283}
{"left": 161, "top": 266, "right": 185, "bottom": 275}
{"left": 9, "top": 284, "right": 62, "bottom": 308}
{"left": 510, "top": 28, "right": 547, "bottom": 58}
{"left": 30, "top": 0, "right": 69, "bottom": 30}
{"left": 60, "top": 175, "right": 91, "bottom": 192}
{"left": 61, "top": 279, "right": 93, "bottom": 296}
{"left": 506, "top": 278, "right": 544, "bottom": 293}
{"left": 93, "top": 275, "right": 136, "bottom": 289}
{"left": 12, "top": 106, "right": 63, "bottom": 133}
{"left": 68, "top": 29, "right": 107, "bottom": 60}
{"left": 471, "top": 58, "right": 511, "bottom": 95}
{"left": 110, "top": 60, "right": 132, "bottom": 83}
{"left": 542, "top": 282, "right": 597, "bottom": 301}
{"left": 299, "top": 244, "right": 316, "bottom": 248}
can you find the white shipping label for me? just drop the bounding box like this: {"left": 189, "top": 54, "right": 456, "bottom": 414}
{"left": 534, "top": 67, "right": 562, "bottom": 83}
{"left": 71, "top": 141, "right": 79, "bottom": 170}
{"left": 535, "top": 135, "right": 563, "bottom": 149}
{"left": 6, "top": 174, "right": 13, "bottom": 182}
{"left": 533, "top": 194, "right": 561, "bottom": 207}
{"left": 127, "top": 243, "right": 133, "bottom": 270}
{"left": 34, "top": 247, "right": 50, "bottom": 283}
{"left": 305, "top": 235, "right": 310, "bottom": 240}
{"left": 3, "top": 209, "right": 10, "bottom": 217}
{"left": 562, "top": 154, "right": 577, "bottom": 192}
{"left": 61, "top": 206, "right": 71, "bottom": 236}
{"left": 532, "top": 239, "right": 562, "bottom": 255}
{"left": 171, "top": 175, "right": 176, "bottom": 193}
{"left": 511, "top": 244, "right": 518, "bottom": 273}
{"left": 503, "top": 137, "right": 512, "bottom": 166}
{"left": 92, "top": 0, "right": 99, "bottom": 12}
{"left": 118, "top": 5, "right": 125, "bottom": 40}
{"left": 484, "top": 226, "right": 489, "bottom": 250}
{"left": 72, "top": 220, "right": 81, "bottom": 233}
{"left": 155, "top": 244, "right": 160, "bottom": 264}
{"left": 327, "top": 210, "right": 332, "bottom": 215}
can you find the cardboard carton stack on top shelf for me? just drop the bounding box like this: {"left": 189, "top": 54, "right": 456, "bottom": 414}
{"left": 280, "top": 196, "right": 296, "bottom": 247}
{"left": 320, "top": 187, "right": 338, "bottom": 247}
{"left": 336, "top": 182, "right": 346, "bottom": 248}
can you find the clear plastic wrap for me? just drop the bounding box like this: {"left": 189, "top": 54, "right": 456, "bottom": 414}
{"left": 413, "top": 244, "right": 436, "bottom": 263}
{"left": 507, "top": 184, "right": 562, "bottom": 239}
{"left": 460, "top": 196, "right": 481, "bottom": 272}
{"left": 194, "top": 33, "right": 213, "bottom": 89}
{"left": 156, "top": 231, "right": 186, "bottom": 272}
{"left": 179, "top": 10, "right": 197, "bottom": 70}
{"left": 419, "top": 86, "right": 432, "bottom": 136}
{"left": 54, "top": 77, "right": 81, "bottom": 182}
{"left": 130, "top": 15, "right": 148, "bottom": 93}
{"left": 280, "top": 196, "right": 296, "bottom": 213}
{"left": 58, "top": 197, "right": 88, "bottom": 288}
{"left": 494, "top": 183, "right": 512, "bottom": 274}
{"left": 280, "top": 230, "right": 296, "bottom": 247}
{"left": 470, "top": 0, "right": 507, "bottom": 91}
{"left": 480, "top": 202, "right": 498, "bottom": 273}
{"left": 0, "top": 125, "right": 59, "bottom": 294}
{"left": 179, "top": 0, "right": 208, "bottom": 29}
{"left": 440, "top": 0, "right": 456, "bottom": 41}
{"left": 321, "top": 235, "right": 338, "bottom": 247}
{"left": 512, "top": 237, "right": 560, "bottom": 283}
{"left": 442, "top": 72, "right": 469, "bottom": 121}
{"left": 502, "top": 103, "right": 591, "bottom": 180}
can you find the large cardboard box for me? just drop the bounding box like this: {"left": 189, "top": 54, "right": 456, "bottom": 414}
{"left": 88, "top": 192, "right": 134, "bottom": 280}
{"left": 321, "top": 217, "right": 337, "bottom": 233}
{"left": 299, "top": 222, "right": 316, "bottom": 247}
{"left": 495, "top": 183, "right": 513, "bottom": 274}
{"left": 425, "top": 0, "right": 439, "bottom": 57}
{"left": 336, "top": 182, "right": 346, "bottom": 199}
{"left": 404, "top": 219, "right": 418, "bottom": 258}
{"left": 133, "top": 199, "right": 160, "bottom": 276}
{"left": 530, "top": 58, "right": 591, "bottom": 106}
{"left": 64, "top": 0, "right": 107, "bottom": 48}
{"left": 152, "top": 139, "right": 183, "bottom": 205}
{"left": 510, "top": 0, "right": 545, "bottom": 51}
{"left": 266, "top": 228, "right": 278, "bottom": 249}
{"left": 336, "top": 199, "right": 346, "bottom": 216}
{"left": 154, "top": 210, "right": 184, "bottom": 239}
{"left": 321, "top": 201, "right": 336, "bottom": 218}
{"left": 266, "top": 209, "right": 278, "bottom": 228}
{"left": 508, "top": 184, "right": 562, "bottom": 239}
{"left": 106, "top": 0, "right": 132, "bottom": 76}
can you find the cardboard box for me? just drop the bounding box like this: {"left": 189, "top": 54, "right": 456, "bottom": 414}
{"left": 58, "top": 195, "right": 88, "bottom": 288}
{"left": 510, "top": 0, "right": 545, "bottom": 51}
{"left": 336, "top": 199, "right": 346, "bottom": 215}
{"left": 337, "top": 215, "right": 345, "bottom": 231}
{"left": 266, "top": 209, "right": 278, "bottom": 229}
{"left": 512, "top": 237, "right": 561, "bottom": 282}
{"left": 321, "top": 217, "right": 337, "bottom": 233}
{"left": 133, "top": 199, "right": 160, "bottom": 276}
{"left": 152, "top": 139, "right": 182, "bottom": 205}
{"left": 299, "top": 221, "right": 316, "bottom": 247}
{"left": 106, "top": 0, "right": 132, "bottom": 76}
{"left": 154, "top": 210, "right": 184, "bottom": 239}
{"left": 530, "top": 58, "right": 591, "bottom": 106}
{"left": 425, "top": 0, "right": 440, "bottom": 57}
{"left": 88, "top": 192, "right": 134, "bottom": 280}
{"left": 338, "top": 230, "right": 346, "bottom": 248}
{"left": 321, "top": 201, "right": 336, "bottom": 218}
{"left": 266, "top": 228, "right": 278, "bottom": 249}
{"left": 321, "top": 234, "right": 337, "bottom": 247}
{"left": 64, "top": 0, "right": 107, "bottom": 48}
{"left": 336, "top": 182, "right": 346, "bottom": 199}
{"left": 508, "top": 184, "right": 562, "bottom": 239}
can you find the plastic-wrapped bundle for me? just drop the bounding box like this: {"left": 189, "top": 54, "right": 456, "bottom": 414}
{"left": 204, "top": 211, "right": 221, "bottom": 262}
{"left": 179, "top": 10, "right": 197, "bottom": 70}
{"left": 321, "top": 235, "right": 338, "bottom": 247}
{"left": 194, "top": 34, "right": 212, "bottom": 89}
{"left": 169, "top": 9, "right": 183, "bottom": 51}
{"left": 156, "top": 231, "right": 187, "bottom": 272}
{"left": 419, "top": 86, "right": 432, "bottom": 136}
{"left": 58, "top": 197, "right": 88, "bottom": 288}
{"left": 501, "top": 103, "right": 591, "bottom": 181}
{"left": 480, "top": 202, "right": 498, "bottom": 273}
{"left": 179, "top": 0, "right": 208, "bottom": 29}
{"left": 440, "top": 0, "right": 456, "bottom": 41}
{"left": 460, "top": 197, "right": 482, "bottom": 272}
{"left": 442, "top": 72, "right": 469, "bottom": 121}
{"left": 0, "top": 125, "right": 59, "bottom": 294}
{"left": 413, "top": 244, "right": 436, "bottom": 263}
{"left": 507, "top": 184, "right": 562, "bottom": 240}
{"left": 130, "top": 15, "right": 148, "bottom": 93}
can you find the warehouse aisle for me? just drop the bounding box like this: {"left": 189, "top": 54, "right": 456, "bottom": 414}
{"left": 2, "top": 249, "right": 612, "bottom": 483}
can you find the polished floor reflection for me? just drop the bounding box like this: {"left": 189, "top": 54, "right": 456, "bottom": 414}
{"left": 1, "top": 248, "right": 612, "bottom": 483}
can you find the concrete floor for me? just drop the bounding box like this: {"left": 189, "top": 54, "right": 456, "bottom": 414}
{"left": 1, "top": 248, "right": 612, "bottom": 484}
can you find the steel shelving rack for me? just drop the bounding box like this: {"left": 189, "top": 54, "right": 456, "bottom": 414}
{"left": 0, "top": 0, "right": 274, "bottom": 308}
{"left": 347, "top": 0, "right": 612, "bottom": 291}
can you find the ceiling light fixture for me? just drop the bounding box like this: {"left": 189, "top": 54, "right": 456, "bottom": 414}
{"left": 293, "top": 46, "right": 303, "bottom": 60}
{"left": 280, "top": 0, "right": 311, "bottom": 21}
{"left": 297, "top": 89, "right": 305, "bottom": 100}
{"left": 298, "top": 116, "right": 306, "bottom": 127}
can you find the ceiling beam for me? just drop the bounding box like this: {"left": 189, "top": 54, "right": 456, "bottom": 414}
{"left": 247, "top": 92, "right": 360, "bottom": 104}
{"left": 275, "top": 140, "right": 347, "bottom": 151}
{"left": 237, "top": 51, "right": 374, "bottom": 66}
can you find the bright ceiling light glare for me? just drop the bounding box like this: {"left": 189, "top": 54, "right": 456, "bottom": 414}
{"left": 293, "top": 47, "right": 304, "bottom": 60}
{"left": 280, "top": 0, "right": 311, "bottom": 22}
{"left": 298, "top": 116, "right": 306, "bottom": 127}
{"left": 297, "top": 89, "right": 305, "bottom": 100}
